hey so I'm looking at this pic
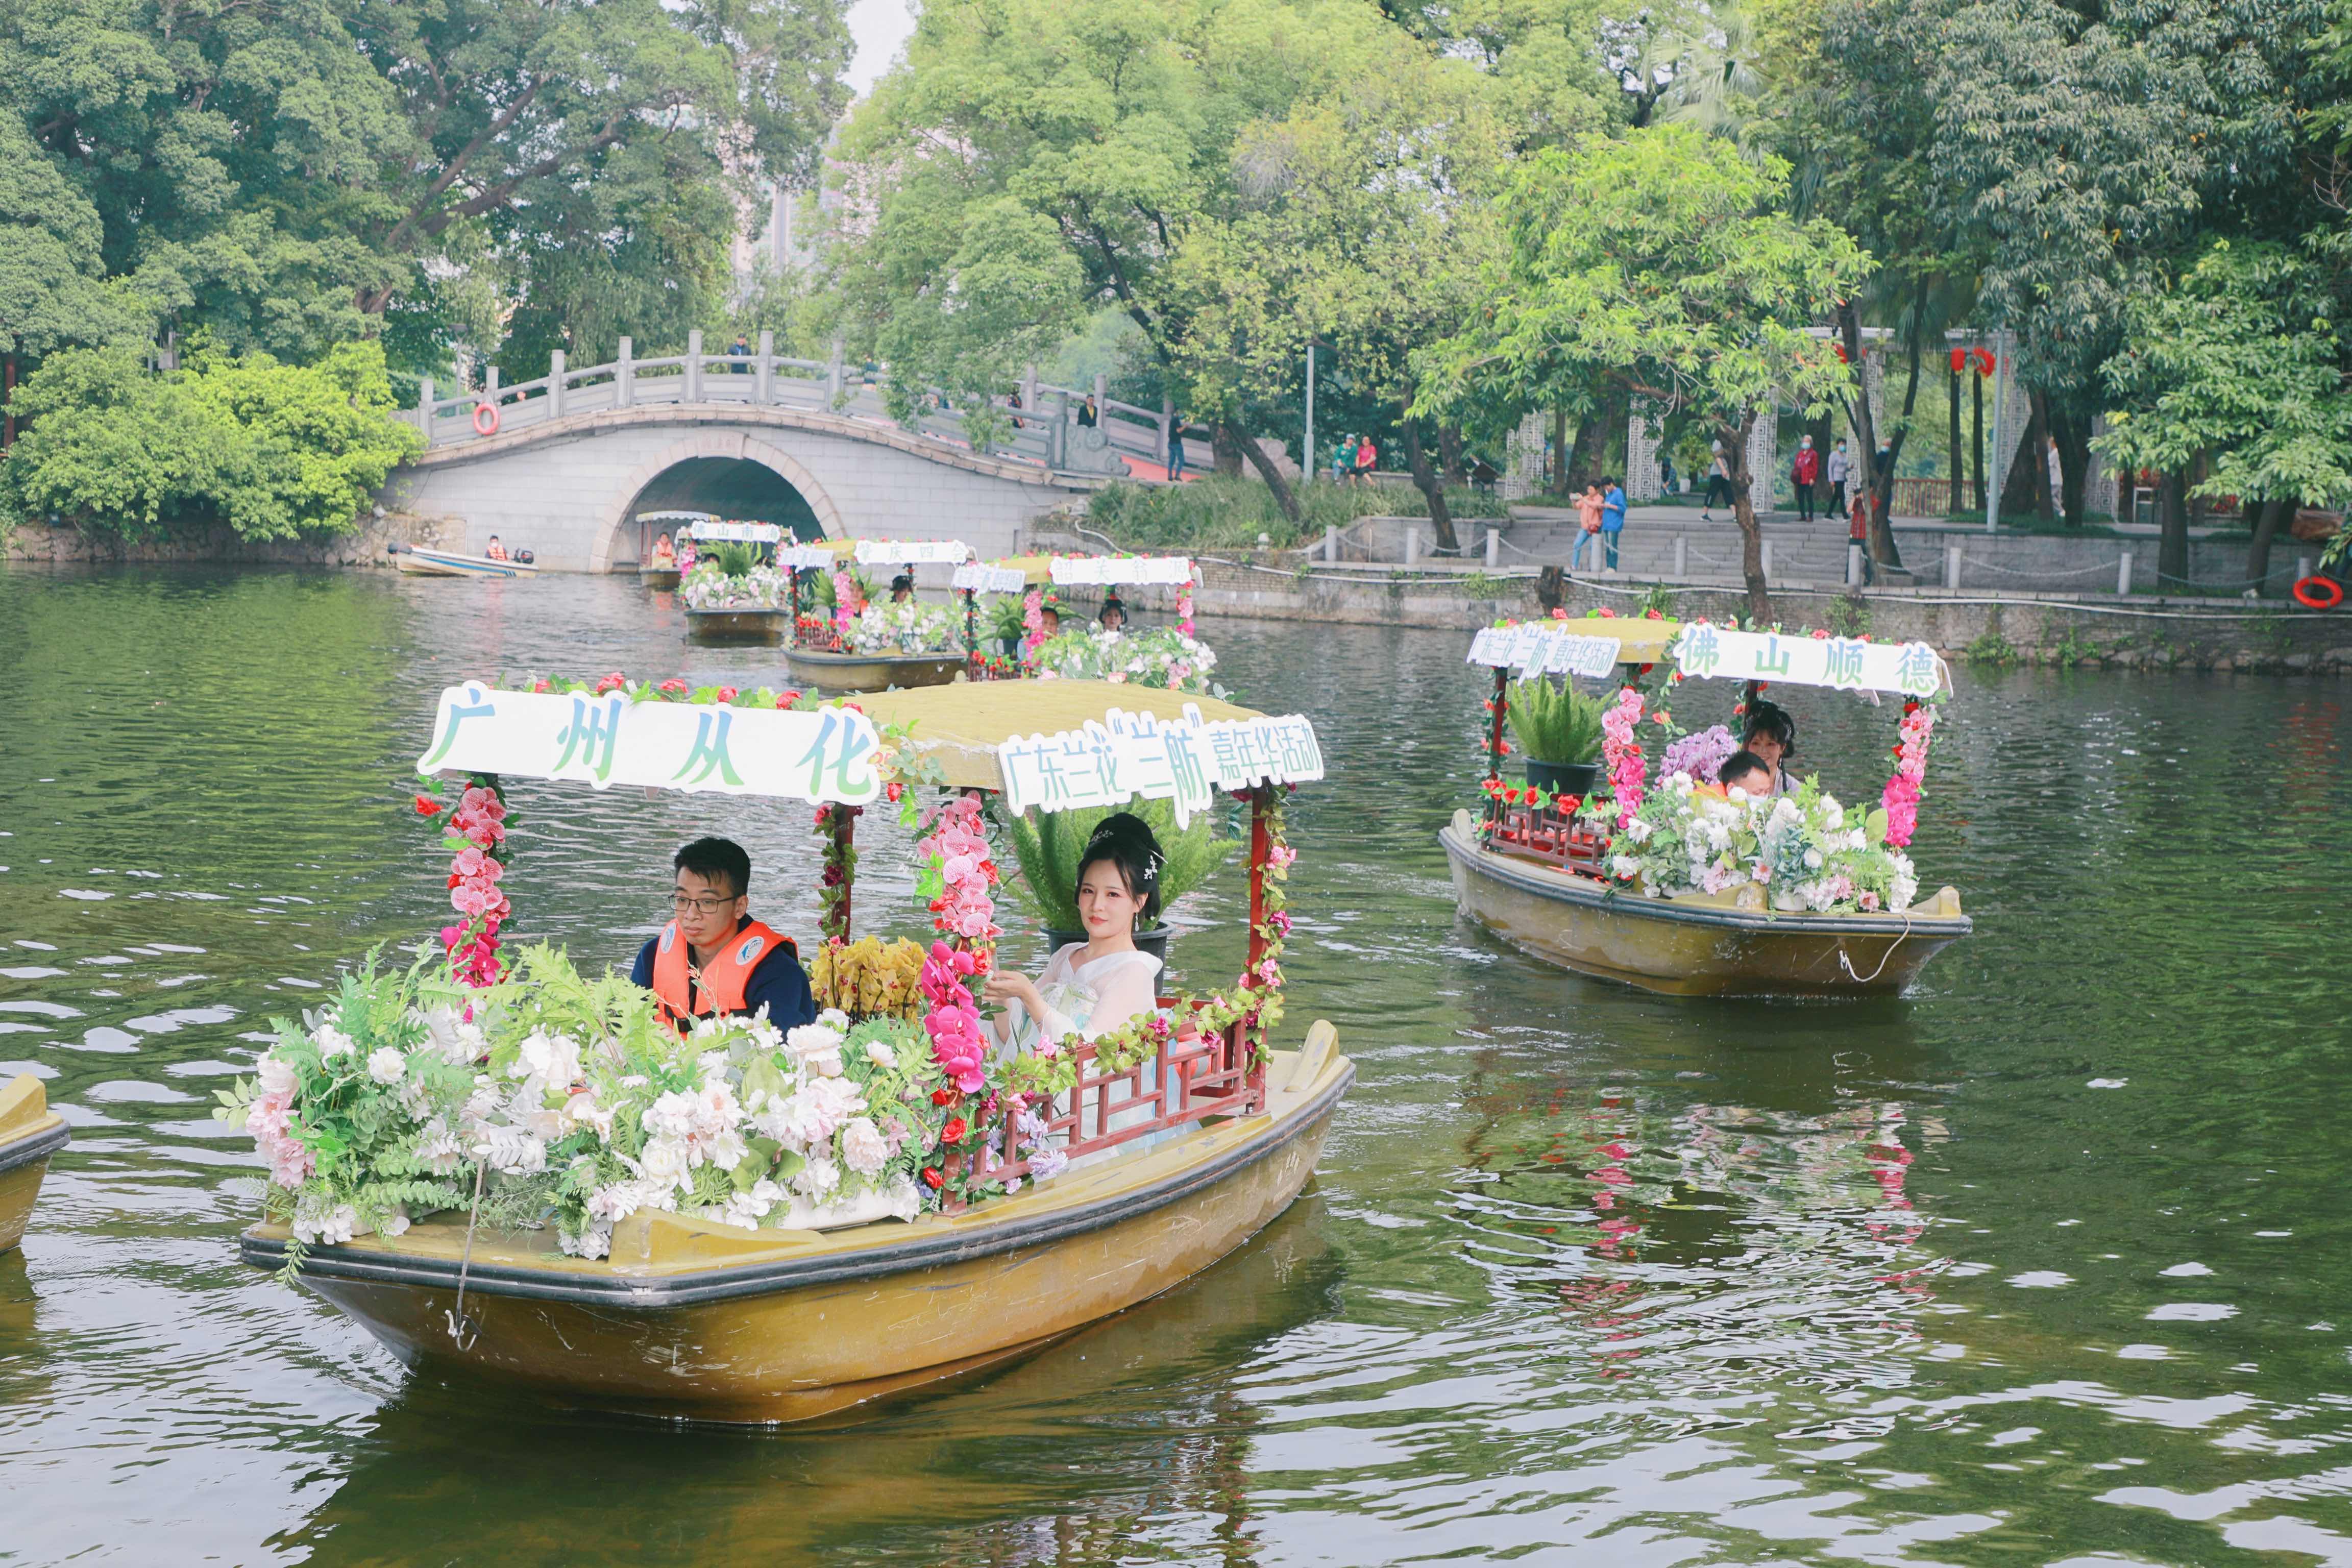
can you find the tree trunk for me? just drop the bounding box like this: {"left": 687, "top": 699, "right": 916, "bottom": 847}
{"left": 1947, "top": 362, "right": 1963, "bottom": 517}
{"left": 2158, "top": 470, "right": 2190, "bottom": 586}
{"left": 1401, "top": 414, "right": 1460, "bottom": 554}
{"left": 1970, "top": 370, "right": 1986, "bottom": 513}
{"left": 2049, "top": 404, "right": 2091, "bottom": 527}
{"left": 2025, "top": 389, "right": 2055, "bottom": 522}
{"left": 2187, "top": 450, "right": 2211, "bottom": 530}
{"left": 1225, "top": 419, "right": 1302, "bottom": 523}
{"left": 1837, "top": 299, "right": 1904, "bottom": 571}
{"left": 2, "top": 352, "right": 14, "bottom": 451}
{"left": 1569, "top": 384, "right": 1625, "bottom": 491}
{"left": 1997, "top": 418, "right": 2042, "bottom": 521}
{"left": 1439, "top": 423, "right": 1466, "bottom": 482}
{"left": 1724, "top": 409, "right": 1773, "bottom": 624}
{"left": 1210, "top": 422, "right": 1244, "bottom": 478}
{"left": 2247, "top": 495, "right": 2290, "bottom": 595}
{"left": 1549, "top": 407, "right": 1571, "bottom": 496}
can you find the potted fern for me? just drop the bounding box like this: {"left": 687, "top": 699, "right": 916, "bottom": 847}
{"left": 997, "top": 798, "right": 1237, "bottom": 965}
{"left": 1506, "top": 676, "right": 1606, "bottom": 795}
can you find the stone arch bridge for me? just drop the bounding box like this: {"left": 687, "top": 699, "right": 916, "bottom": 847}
{"left": 382, "top": 331, "right": 1190, "bottom": 570}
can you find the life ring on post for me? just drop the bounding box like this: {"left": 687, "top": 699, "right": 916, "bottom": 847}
{"left": 2291, "top": 575, "right": 2344, "bottom": 610}
{"left": 472, "top": 401, "right": 499, "bottom": 437}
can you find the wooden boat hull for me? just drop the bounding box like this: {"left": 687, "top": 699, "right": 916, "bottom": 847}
{"left": 640, "top": 567, "right": 681, "bottom": 591}
{"left": 787, "top": 648, "right": 966, "bottom": 693}
{"left": 238, "top": 1042, "right": 1352, "bottom": 1424}
{"left": 1440, "top": 814, "right": 1969, "bottom": 997}
{"left": 389, "top": 546, "right": 536, "bottom": 579}
{"left": 684, "top": 606, "right": 789, "bottom": 642}
{"left": 0, "top": 1074, "right": 69, "bottom": 1255}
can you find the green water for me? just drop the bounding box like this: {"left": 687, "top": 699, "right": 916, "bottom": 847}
{"left": 1, "top": 567, "right": 2347, "bottom": 1566}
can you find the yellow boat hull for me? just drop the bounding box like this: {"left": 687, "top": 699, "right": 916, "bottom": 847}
{"left": 0, "top": 1074, "right": 68, "bottom": 1255}
{"left": 785, "top": 648, "right": 967, "bottom": 693}
{"left": 240, "top": 1038, "right": 1351, "bottom": 1424}
{"left": 1441, "top": 813, "right": 1969, "bottom": 997}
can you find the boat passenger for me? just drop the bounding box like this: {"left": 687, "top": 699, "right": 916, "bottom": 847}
{"left": 986, "top": 813, "right": 1163, "bottom": 1051}
{"left": 1098, "top": 595, "right": 1126, "bottom": 631}
{"left": 1717, "top": 750, "right": 1775, "bottom": 799}
{"left": 1038, "top": 600, "right": 1061, "bottom": 638}
{"left": 631, "top": 837, "right": 815, "bottom": 1035}
{"left": 483, "top": 535, "right": 509, "bottom": 562}
{"left": 890, "top": 573, "right": 915, "bottom": 604}
{"left": 1740, "top": 700, "right": 1798, "bottom": 795}
{"left": 649, "top": 532, "right": 676, "bottom": 569}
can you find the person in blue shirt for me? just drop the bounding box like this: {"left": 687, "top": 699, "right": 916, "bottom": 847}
{"left": 629, "top": 837, "right": 816, "bottom": 1034}
{"left": 1599, "top": 477, "right": 1627, "bottom": 570}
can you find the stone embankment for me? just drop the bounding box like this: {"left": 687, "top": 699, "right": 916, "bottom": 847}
{"left": 4, "top": 512, "right": 456, "bottom": 568}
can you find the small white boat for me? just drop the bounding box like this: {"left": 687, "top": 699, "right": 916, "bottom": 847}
{"left": 387, "top": 544, "right": 538, "bottom": 579}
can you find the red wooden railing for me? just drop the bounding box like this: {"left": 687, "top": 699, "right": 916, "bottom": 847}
{"left": 1488, "top": 802, "right": 1608, "bottom": 876}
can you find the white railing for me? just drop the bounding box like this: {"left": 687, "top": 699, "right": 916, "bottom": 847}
{"left": 410, "top": 329, "right": 1206, "bottom": 477}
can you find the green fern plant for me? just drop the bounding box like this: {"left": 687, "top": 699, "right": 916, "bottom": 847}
{"left": 707, "top": 540, "right": 758, "bottom": 578}
{"left": 996, "top": 797, "right": 1237, "bottom": 932}
{"left": 1505, "top": 676, "right": 1605, "bottom": 765}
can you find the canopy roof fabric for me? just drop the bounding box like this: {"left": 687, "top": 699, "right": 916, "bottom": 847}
{"left": 848, "top": 680, "right": 1266, "bottom": 790}
{"left": 687, "top": 520, "right": 783, "bottom": 543}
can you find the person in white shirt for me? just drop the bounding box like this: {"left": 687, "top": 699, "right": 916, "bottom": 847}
{"left": 1826, "top": 438, "right": 1850, "bottom": 517}
{"left": 986, "top": 813, "right": 1164, "bottom": 1052}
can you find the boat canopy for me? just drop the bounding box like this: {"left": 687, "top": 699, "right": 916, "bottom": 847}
{"left": 1469, "top": 617, "right": 1950, "bottom": 697}
{"left": 1048, "top": 555, "right": 1194, "bottom": 587}
{"left": 852, "top": 538, "right": 971, "bottom": 566}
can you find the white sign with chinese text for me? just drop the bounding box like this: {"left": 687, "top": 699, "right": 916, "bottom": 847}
{"left": 777, "top": 545, "right": 838, "bottom": 571}
{"left": 685, "top": 521, "right": 782, "bottom": 543}
{"left": 1465, "top": 625, "right": 1622, "bottom": 680}
{"left": 951, "top": 564, "right": 1031, "bottom": 594}
{"left": 1670, "top": 624, "right": 1945, "bottom": 696}
{"left": 995, "top": 706, "right": 1322, "bottom": 826}
{"left": 853, "top": 539, "right": 972, "bottom": 566}
{"left": 1048, "top": 555, "right": 1194, "bottom": 586}
{"left": 417, "top": 683, "right": 884, "bottom": 805}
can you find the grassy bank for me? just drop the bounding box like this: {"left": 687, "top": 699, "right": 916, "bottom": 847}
{"left": 1086, "top": 475, "right": 1506, "bottom": 550}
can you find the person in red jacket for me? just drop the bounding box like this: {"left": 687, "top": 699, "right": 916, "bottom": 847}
{"left": 1792, "top": 436, "right": 1820, "bottom": 522}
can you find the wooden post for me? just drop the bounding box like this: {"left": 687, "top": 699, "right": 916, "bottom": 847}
{"left": 616, "top": 337, "right": 634, "bottom": 408}
{"left": 1243, "top": 785, "right": 1273, "bottom": 1113}
{"left": 756, "top": 329, "right": 774, "bottom": 404}
{"left": 1484, "top": 665, "right": 1509, "bottom": 831}
{"left": 547, "top": 350, "right": 566, "bottom": 419}
{"left": 964, "top": 587, "right": 978, "bottom": 668}
{"left": 685, "top": 328, "right": 704, "bottom": 404}
{"left": 824, "top": 804, "right": 859, "bottom": 942}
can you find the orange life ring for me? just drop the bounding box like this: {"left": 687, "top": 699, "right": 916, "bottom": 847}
{"left": 472, "top": 402, "right": 499, "bottom": 436}
{"left": 2292, "top": 575, "right": 2344, "bottom": 610}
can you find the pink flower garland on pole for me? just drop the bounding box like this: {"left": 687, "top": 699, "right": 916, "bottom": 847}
{"left": 1601, "top": 688, "right": 1648, "bottom": 828}
{"left": 1880, "top": 701, "right": 1938, "bottom": 848}
{"left": 426, "top": 780, "right": 511, "bottom": 987}
{"left": 832, "top": 569, "right": 864, "bottom": 639}
{"left": 1021, "top": 587, "right": 1047, "bottom": 660}
{"left": 916, "top": 793, "right": 1002, "bottom": 954}
{"left": 1175, "top": 587, "right": 1196, "bottom": 638}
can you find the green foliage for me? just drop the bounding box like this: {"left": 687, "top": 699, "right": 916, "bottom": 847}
{"left": 1964, "top": 629, "right": 2019, "bottom": 667}
{"left": 1505, "top": 676, "right": 1605, "bottom": 765}
{"left": 997, "top": 798, "right": 1237, "bottom": 932}
{"left": 707, "top": 541, "right": 760, "bottom": 578}
{"left": 1087, "top": 473, "right": 1501, "bottom": 551}
{"left": 1824, "top": 593, "right": 1873, "bottom": 639}
{"left": 1, "top": 340, "right": 424, "bottom": 539}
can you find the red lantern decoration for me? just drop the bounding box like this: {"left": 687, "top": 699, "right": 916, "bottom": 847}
{"left": 1973, "top": 347, "right": 1995, "bottom": 377}
{"left": 1949, "top": 347, "right": 1967, "bottom": 375}
{"left": 1833, "top": 342, "right": 1849, "bottom": 363}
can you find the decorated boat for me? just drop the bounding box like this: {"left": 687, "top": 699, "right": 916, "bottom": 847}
{"left": 680, "top": 521, "right": 796, "bottom": 641}
{"left": 632, "top": 510, "right": 721, "bottom": 590}
{"left": 387, "top": 544, "right": 536, "bottom": 579}
{"left": 0, "top": 1073, "right": 69, "bottom": 1255}
{"left": 231, "top": 676, "right": 1346, "bottom": 1424}
{"left": 788, "top": 537, "right": 976, "bottom": 690}
{"left": 1441, "top": 615, "right": 1971, "bottom": 997}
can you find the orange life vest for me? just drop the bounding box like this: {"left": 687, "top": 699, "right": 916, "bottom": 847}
{"left": 650, "top": 918, "right": 796, "bottom": 1033}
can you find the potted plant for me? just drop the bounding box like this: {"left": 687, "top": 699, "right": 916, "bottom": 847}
{"left": 997, "top": 797, "right": 1236, "bottom": 965}
{"left": 986, "top": 593, "right": 1028, "bottom": 657}
{"left": 1506, "top": 675, "right": 1605, "bottom": 795}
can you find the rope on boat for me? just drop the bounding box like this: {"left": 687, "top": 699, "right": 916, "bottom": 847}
{"left": 1839, "top": 914, "right": 1913, "bottom": 986}
{"left": 445, "top": 1157, "right": 489, "bottom": 1352}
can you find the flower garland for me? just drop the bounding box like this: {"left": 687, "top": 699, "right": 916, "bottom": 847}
{"left": 414, "top": 776, "right": 511, "bottom": 987}
{"left": 813, "top": 803, "right": 859, "bottom": 943}
{"left": 1175, "top": 587, "right": 1196, "bottom": 638}
{"left": 1021, "top": 587, "right": 1047, "bottom": 663}
{"left": 915, "top": 792, "right": 1002, "bottom": 953}
{"left": 1600, "top": 687, "right": 1648, "bottom": 829}
{"left": 1880, "top": 699, "right": 1938, "bottom": 849}
{"left": 831, "top": 568, "right": 865, "bottom": 639}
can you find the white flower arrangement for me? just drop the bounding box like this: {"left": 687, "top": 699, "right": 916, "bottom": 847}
{"left": 681, "top": 561, "right": 789, "bottom": 610}
{"left": 1581, "top": 775, "right": 1919, "bottom": 914}
{"left": 1032, "top": 625, "right": 1223, "bottom": 695}
{"left": 849, "top": 601, "right": 958, "bottom": 654}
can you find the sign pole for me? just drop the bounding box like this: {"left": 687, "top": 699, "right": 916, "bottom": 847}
{"left": 1304, "top": 344, "right": 1316, "bottom": 484}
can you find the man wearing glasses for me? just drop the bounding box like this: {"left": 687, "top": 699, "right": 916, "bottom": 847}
{"left": 630, "top": 837, "right": 815, "bottom": 1035}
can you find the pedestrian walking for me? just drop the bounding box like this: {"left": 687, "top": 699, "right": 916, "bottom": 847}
{"left": 1167, "top": 413, "right": 1188, "bottom": 480}
{"left": 1600, "top": 475, "right": 1627, "bottom": 571}
{"left": 1826, "top": 437, "right": 1849, "bottom": 517}
{"left": 1571, "top": 482, "right": 1605, "bottom": 572}
{"left": 1792, "top": 434, "right": 1820, "bottom": 522}
{"left": 1704, "top": 442, "right": 1732, "bottom": 520}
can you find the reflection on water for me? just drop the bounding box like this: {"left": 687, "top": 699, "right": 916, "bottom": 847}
{"left": 1, "top": 567, "right": 2349, "bottom": 1564}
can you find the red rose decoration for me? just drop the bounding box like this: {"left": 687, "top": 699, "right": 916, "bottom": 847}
{"left": 715, "top": 685, "right": 740, "bottom": 703}
{"left": 657, "top": 678, "right": 689, "bottom": 696}
{"left": 594, "top": 672, "right": 626, "bottom": 694}
{"left": 414, "top": 794, "right": 440, "bottom": 815}
{"left": 940, "top": 1116, "right": 968, "bottom": 1143}
{"left": 931, "top": 1088, "right": 960, "bottom": 1107}
{"left": 921, "top": 1167, "right": 944, "bottom": 1190}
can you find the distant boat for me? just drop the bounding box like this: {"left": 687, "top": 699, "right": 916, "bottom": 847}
{"left": 0, "top": 1073, "right": 68, "bottom": 1256}
{"left": 387, "top": 544, "right": 537, "bottom": 579}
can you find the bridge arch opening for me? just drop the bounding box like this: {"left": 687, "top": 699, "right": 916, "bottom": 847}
{"left": 590, "top": 436, "right": 846, "bottom": 571}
